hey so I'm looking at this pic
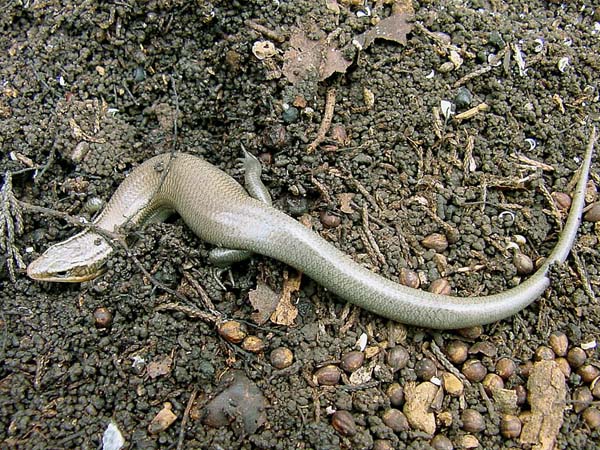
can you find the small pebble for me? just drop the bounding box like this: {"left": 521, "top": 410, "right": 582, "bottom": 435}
{"left": 282, "top": 105, "right": 299, "bottom": 123}
{"left": 399, "top": 268, "right": 420, "bottom": 288}
{"left": 454, "top": 87, "right": 473, "bottom": 108}
{"left": 217, "top": 320, "right": 246, "bottom": 343}
{"left": 422, "top": 233, "right": 448, "bottom": 252}
{"left": 429, "top": 278, "right": 451, "bottom": 295}
{"left": 513, "top": 252, "right": 534, "bottom": 275}
{"left": 535, "top": 345, "right": 555, "bottom": 361}
{"left": 320, "top": 211, "right": 341, "bottom": 228}
{"left": 270, "top": 347, "right": 294, "bottom": 369}
{"left": 442, "top": 372, "right": 464, "bottom": 396}
{"left": 241, "top": 336, "right": 264, "bottom": 353}
{"left": 93, "top": 307, "right": 113, "bottom": 329}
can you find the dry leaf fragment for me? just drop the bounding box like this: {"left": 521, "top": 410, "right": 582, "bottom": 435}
{"left": 337, "top": 193, "right": 355, "bottom": 214}
{"left": 354, "top": 12, "right": 414, "bottom": 50}
{"left": 270, "top": 270, "right": 301, "bottom": 326}
{"left": 148, "top": 402, "right": 177, "bottom": 434}
{"left": 248, "top": 281, "right": 280, "bottom": 325}
{"left": 282, "top": 29, "right": 351, "bottom": 85}
{"left": 147, "top": 355, "right": 173, "bottom": 379}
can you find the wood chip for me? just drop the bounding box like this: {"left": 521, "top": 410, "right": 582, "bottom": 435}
{"left": 519, "top": 360, "right": 567, "bottom": 450}
{"left": 403, "top": 381, "right": 438, "bottom": 435}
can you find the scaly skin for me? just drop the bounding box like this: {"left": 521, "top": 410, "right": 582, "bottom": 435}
{"left": 27, "top": 129, "right": 596, "bottom": 329}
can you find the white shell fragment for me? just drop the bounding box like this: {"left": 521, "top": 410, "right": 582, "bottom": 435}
{"left": 102, "top": 421, "right": 125, "bottom": 450}
{"left": 525, "top": 138, "right": 537, "bottom": 150}
{"left": 534, "top": 38, "right": 544, "bottom": 53}
{"left": 558, "top": 57, "right": 570, "bottom": 73}
{"left": 252, "top": 40, "right": 277, "bottom": 60}
{"left": 357, "top": 333, "right": 368, "bottom": 352}
{"left": 448, "top": 50, "right": 463, "bottom": 69}
{"left": 512, "top": 43, "right": 527, "bottom": 76}
{"left": 581, "top": 340, "right": 597, "bottom": 350}
{"left": 440, "top": 100, "right": 455, "bottom": 120}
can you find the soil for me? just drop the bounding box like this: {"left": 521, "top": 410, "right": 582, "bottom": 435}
{"left": 1, "top": 1, "right": 599, "bottom": 449}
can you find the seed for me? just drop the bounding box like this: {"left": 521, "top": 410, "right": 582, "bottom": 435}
{"left": 457, "top": 326, "right": 483, "bottom": 339}
{"left": 270, "top": 347, "right": 294, "bottom": 369}
{"left": 500, "top": 414, "right": 522, "bottom": 438}
{"left": 551, "top": 192, "right": 572, "bottom": 211}
{"left": 513, "top": 252, "right": 534, "bottom": 275}
{"left": 340, "top": 351, "right": 365, "bottom": 373}
{"left": 217, "top": 320, "right": 246, "bottom": 343}
{"left": 555, "top": 357, "right": 571, "bottom": 378}
{"left": 386, "top": 383, "right": 404, "bottom": 406}
{"left": 446, "top": 340, "right": 469, "bottom": 364}
{"left": 482, "top": 373, "right": 504, "bottom": 395}
{"left": 382, "top": 408, "right": 410, "bottom": 432}
{"left": 567, "top": 347, "right": 587, "bottom": 369}
{"left": 331, "top": 410, "right": 357, "bottom": 436}
{"left": 429, "top": 278, "right": 451, "bottom": 295}
{"left": 461, "top": 409, "right": 485, "bottom": 433}
{"left": 495, "top": 357, "right": 516, "bottom": 379}
{"left": 584, "top": 202, "right": 600, "bottom": 222}
{"left": 314, "top": 365, "right": 341, "bottom": 386}
{"left": 399, "top": 268, "right": 420, "bottom": 288}
{"left": 386, "top": 346, "right": 409, "bottom": 371}
{"left": 241, "top": 336, "right": 264, "bottom": 353}
{"left": 514, "top": 385, "right": 527, "bottom": 405}
{"left": 469, "top": 341, "right": 497, "bottom": 357}
{"left": 430, "top": 434, "right": 453, "bottom": 450}
{"left": 422, "top": 233, "right": 449, "bottom": 252}
{"left": 577, "top": 364, "right": 600, "bottom": 383}
{"left": 520, "top": 361, "right": 533, "bottom": 377}
{"left": 319, "top": 210, "right": 341, "bottom": 228}
{"left": 331, "top": 124, "right": 348, "bottom": 145}
{"left": 548, "top": 331, "right": 569, "bottom": 357}
{"left": 535, "top": 345, "right": 555, "bottom": 361}
{"left": 462, "top": 359, "right": 487, "bottom": 382}
{"left": 573, "top": 386, "right": 593, "bottom": 413}
{"left": 592, "top": 379, "right": 600, "bottom": 399}
{"left": 93, "top": 307, "right": 113, "bottom": 329}
{"left": 415, "top": 358, "right": 437, "bottom": 380}
{"left": 582, "top": 407, "right": 600, "bottom": 429}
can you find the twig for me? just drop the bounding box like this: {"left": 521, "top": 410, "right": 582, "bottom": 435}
{"left": 245, "top": 20, "right": 285, "bottom": 42}
{"left": 176, "top": 388, "right": 198, "bottom": 450}
{"left": 307, "top": 88, "right": 336, "bottom": 153}
{"left": 360, "top": 204, "right": 386, "bottom": 266}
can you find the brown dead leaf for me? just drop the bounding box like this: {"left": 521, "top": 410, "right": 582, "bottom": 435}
{"left": 270, "top": 270, "right": 301, "bottom": 326}
{"left": 248, "top": 281, "right": 280, "bottom": 325}
{"left": 520, "top": 360, "right": 566, "bottom": 450}
{"left": 337, "top": 193, "right": 355, "bottom": 214}
{"left": 147, "top": 355, "right": 173, "bottom": 379}
{"left": 283, "top": 29, "right": 352, "bottom": 85}
{"left": 354, "top": 12, "right": 414, "bottom": 50}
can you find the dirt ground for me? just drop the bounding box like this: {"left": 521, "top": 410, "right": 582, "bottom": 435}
{"left": 1, "top": 1, "right": 599, "bottom": 449}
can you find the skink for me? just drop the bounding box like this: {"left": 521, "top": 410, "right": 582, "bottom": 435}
{"left": 27, "top": 129, "right": 595, "bottom": 329}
